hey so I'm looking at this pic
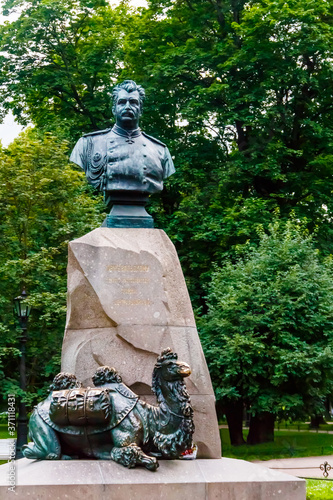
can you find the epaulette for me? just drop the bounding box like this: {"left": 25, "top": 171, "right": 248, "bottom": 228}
{"left": 83, "top": 128, "right": 112, "bottom": 137}
{"left": 142, "top": 131, "right": 166, "bottom": 147}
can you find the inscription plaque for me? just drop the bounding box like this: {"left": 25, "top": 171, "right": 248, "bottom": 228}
{"left": 114, "top": 299, "right": 151, "bottom": 306}
{"left": 107, "top": 265, "right": 149, "bottom": 273}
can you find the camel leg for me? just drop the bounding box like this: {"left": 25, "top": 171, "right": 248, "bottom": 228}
{"left": 23, "top": 410, "right": 61, "bottom": 460}
{"left": 110, "top": 444, "right": 158, "bottom": 471}
{"left": 109, "top": 411, "right": 158, "bottom": 470}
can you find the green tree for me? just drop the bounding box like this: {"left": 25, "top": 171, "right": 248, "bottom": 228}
{"left": 200, "top": 218, "right": 333, "bottom": 444}
{"left": 0, "top": 129, "right": 104, "bottom": 406}
{"left": 122, "top": 0, "right": 333, "bottom": 307}
{"left": 0, "top": 0, "right": 128, "bottom": 141}
{"left": 2, "top": 0, "right": 333, "bottom": 286}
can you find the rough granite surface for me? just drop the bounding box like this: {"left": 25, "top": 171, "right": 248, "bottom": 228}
{"left": 61, "top": 228, "right": 221, "bottom": 458}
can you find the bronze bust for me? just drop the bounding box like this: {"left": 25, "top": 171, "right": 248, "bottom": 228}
{"left": 70, "top": 80, "right": 175, "bottom": 228}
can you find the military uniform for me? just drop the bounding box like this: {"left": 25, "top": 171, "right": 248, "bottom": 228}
{"left": 70, "top": 124, "right": 175, "bottom": 194}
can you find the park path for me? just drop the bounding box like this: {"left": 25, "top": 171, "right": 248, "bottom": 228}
{"left": 0, "top": 439, "right": 14, "bottom": 460}
{"left": 219, "top": 424, "right": 333, "bottom": 434}
{"left": 251, "top": 455, "right": 333, "bottom": 479}
{"left": 219, "top": 425, "right": 333, "bottom": 478}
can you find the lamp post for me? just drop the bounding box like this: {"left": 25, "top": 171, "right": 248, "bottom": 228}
{"left": 13, "top": 289, "right": 31, "bottom": 459}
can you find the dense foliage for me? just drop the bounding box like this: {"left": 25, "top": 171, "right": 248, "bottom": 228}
{"left": 201, "top": 219, "right": 333, "bottom": 443}
{"left": 0, "top": 0, "right": 126, "bottom": 141}
{"left": 122, "top": 0, "right": 333, "bottom": 305}
{"left": 2, "top": 1, "right": 333, "bottom": 290}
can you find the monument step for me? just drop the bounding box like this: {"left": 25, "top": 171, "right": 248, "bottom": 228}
{"left": 0, "top": 457, "right": 305, "bottom": 499}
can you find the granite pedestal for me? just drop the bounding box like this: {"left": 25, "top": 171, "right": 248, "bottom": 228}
{"left": 61, "top": 228, "right": 221, "bottom": 459}
{"left": 0, "top": 458, "right": 306, "bottom": 499}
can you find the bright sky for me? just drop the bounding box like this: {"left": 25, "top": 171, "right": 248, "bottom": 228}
{"left": 0, "top": 0, "right": 148, "bottom": 147}
{"left": 0, "top": 112, "right": 24, "bottom": 147}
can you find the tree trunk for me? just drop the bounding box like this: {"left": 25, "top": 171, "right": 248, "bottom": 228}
{"left": 310, "top": 415, "right": 325, "bottom": 429}
{"left": 247, "top": 412, "right": 275, "bottom": 445}
{"left": 225, "top": 400, "right": 246, "bottom": 446}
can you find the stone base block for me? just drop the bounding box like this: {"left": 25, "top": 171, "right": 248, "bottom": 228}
{"left": 0, "top": 458, "right": 305, "bottom": 500}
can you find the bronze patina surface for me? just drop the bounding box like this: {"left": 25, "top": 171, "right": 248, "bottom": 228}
{"left": 70, "top": 80, "right": 175, "bottom": 228}
{"left": 23, "top": 349, "right": 194, "bottom": 471}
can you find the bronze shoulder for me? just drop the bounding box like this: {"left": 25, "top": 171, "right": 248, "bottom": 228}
{"left": 141, "top": 131, "right": 166, "bottom": 147}
{"left": 83, "top": 128, "right": 112, "bottom": 138}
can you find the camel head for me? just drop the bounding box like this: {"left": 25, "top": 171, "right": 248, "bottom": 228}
{"left": 150, "top": 348, "right": 194, "bottom": 456}
{"left": 152, "top": 348, "right": 191, "bottom": 398}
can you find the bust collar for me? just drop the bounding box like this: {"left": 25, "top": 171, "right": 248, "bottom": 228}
{"left": 112, "top": 124, "right": 142, "bottom": 142}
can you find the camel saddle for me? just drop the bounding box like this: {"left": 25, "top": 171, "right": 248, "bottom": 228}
{"left": 50, "top": 388, "right": 111, "bottom": 426}
{"left": 37, "top": 383, "right": 140, "bottom": 436}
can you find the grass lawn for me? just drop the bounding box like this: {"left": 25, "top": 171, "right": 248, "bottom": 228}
{"left": 306, "top": 479, "right": 333, "bottom": 500}
{"left": 221, "top": 428, "right": 333, "bottom": 499}
{"left": 0, "top": 424, "right": 15, "bottom": 439}
{"left": 274, "top": 420, "right": 333, "bottom": 432}
{"left": 221, "top": 428, "right": 333, "bottom": 461}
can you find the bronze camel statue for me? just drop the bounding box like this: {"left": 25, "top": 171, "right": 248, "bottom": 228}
{"left": 23, "top": 348, "right": 195, "bottom": 470}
